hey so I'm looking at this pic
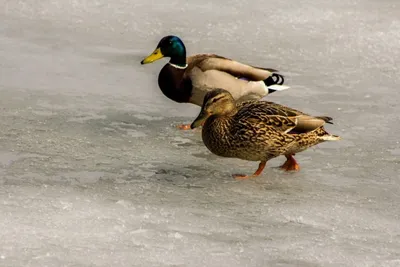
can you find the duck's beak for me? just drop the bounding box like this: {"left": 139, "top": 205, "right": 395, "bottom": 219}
{"left": 190, "top": 110, "right": 210, "bottom": 129}
{"left": 141, "top": 48, "right": 164, "bottom": 64}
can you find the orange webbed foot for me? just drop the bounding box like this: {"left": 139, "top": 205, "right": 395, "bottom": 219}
{"left": 233, "top": 161, "right": 266, "bottom": 180}
{"left": 233, "top": 174, "right": 251, "bottom": 180}
{"left": 176, "top": 124, "right": 192, "bottom": 130}
{"left": 280, "top": 155, "right": 300, "bottom": 172}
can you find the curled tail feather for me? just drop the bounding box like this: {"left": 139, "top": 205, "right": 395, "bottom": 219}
{"left": 315, "top": 116, "right": 334, "bottom": 124}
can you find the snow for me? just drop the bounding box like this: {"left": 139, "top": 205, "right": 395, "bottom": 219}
{"left": 0, "top": 0, "right": 399, "bottom": 266}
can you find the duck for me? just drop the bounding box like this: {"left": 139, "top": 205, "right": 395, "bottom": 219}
{"left": 190, "top": 89, "right": 340, "bottom": 179}
{"left": 141, "top": 35, "right": 289, "bottom": 129}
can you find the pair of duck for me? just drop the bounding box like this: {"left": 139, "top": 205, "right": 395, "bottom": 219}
{"left": 141, "top": 35, "right": 340, "bottom": 179}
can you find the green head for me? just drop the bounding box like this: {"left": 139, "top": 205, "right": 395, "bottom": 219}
{"left": 141, "top": 35, "right": 187, "bottom": 66}
{"left": 190, "top": 89, "right": 236, "bottom": 129}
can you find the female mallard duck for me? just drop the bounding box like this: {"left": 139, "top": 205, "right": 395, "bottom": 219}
{"left": 141, "top": 35, "right": 289, "bottom": 129}
{"left": 190, "top": 89, "right": 340, "bottom": 179}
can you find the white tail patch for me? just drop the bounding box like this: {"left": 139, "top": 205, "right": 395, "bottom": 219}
{"left": 320, "top": 135, "right": 341, "bottom": 141}
{"left": 267, "top": 84, "right": 290, "bottom": 91}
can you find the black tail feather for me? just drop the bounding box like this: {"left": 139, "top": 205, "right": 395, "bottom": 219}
{"left": 316, "top": 116, "right": 334, "bottom": 124}
{"left": 264, "top": 73, "right": 285, "bottom": 86}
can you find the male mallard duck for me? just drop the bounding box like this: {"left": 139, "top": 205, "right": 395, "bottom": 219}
{"left": 141, "top": 35, "right": 289, "bottom": 129}
{"left": 190, "top": 89, "right": 340, "bottom": 179}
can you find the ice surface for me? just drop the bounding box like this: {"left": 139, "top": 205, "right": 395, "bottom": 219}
{"left": 1, "top": 0, "right": 400, "bottom": 266}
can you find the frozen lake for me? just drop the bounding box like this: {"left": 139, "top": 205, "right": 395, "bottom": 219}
{"left": 1, "top": 0, "right": 399, "bottom": 266}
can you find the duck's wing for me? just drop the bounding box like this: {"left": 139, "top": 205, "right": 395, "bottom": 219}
{"left": 192, "top": 55, "right": 276, "bottom": 80}
{"left": 186, "top": 54, "right": 286, "bottom": 105}
{"left": 237, "top": 101, "right": 333, "bottom": 134}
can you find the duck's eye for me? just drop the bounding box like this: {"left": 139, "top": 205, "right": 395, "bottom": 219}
{"left": 211, "top": 96, "right": 223, "bottom": 104}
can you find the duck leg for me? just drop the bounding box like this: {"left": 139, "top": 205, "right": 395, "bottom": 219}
{"left": 234, "top": 161, "right": 266, "bottom": 180}
{"left": 178, "top": 118, "right": 206, "bottom": 130}
{"left": 177, "top": 124, "right": 192, "bottom": 130}
{"left": 280, "top": 154, "right": 300, "bottom": 171}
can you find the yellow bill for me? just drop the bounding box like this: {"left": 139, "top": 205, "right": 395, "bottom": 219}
{"left": 140, "top": 48, "right": 164, "bottom": 64}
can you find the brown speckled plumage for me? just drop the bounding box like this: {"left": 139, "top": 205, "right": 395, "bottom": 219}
{"left": 191, "top": 89, "right": 340, "bottom": 178}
